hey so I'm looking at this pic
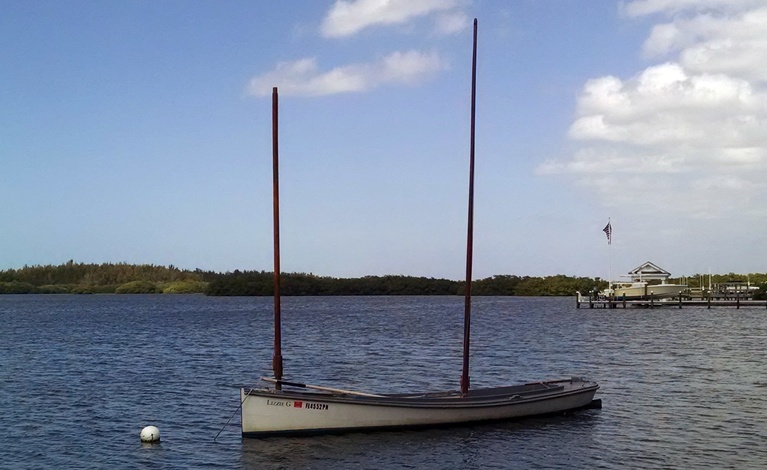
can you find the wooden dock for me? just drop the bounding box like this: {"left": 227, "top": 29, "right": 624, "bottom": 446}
{"left": 576, "top": 293, "right": 767, "bottom": 309}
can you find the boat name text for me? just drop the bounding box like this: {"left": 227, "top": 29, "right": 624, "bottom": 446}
{"left": 265, "top": 399, "right": 329, "bottom": 410}
{"left": 266, "top": 399, "right": 290, "bottom": 407}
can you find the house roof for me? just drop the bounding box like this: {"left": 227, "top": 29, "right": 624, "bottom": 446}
{"left": 628, "top": 261, "right": 670, "bottom": 280}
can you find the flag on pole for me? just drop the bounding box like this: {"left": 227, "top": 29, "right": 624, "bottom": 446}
{"left": 602, "top": 221, "right": 612, "bottom": 245}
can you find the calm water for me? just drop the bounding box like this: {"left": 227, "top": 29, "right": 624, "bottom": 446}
{"left": 1, "top": 295, "right": 766, "bottom": 469}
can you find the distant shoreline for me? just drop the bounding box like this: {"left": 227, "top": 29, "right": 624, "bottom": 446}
{"left": 1, "top": 261, "right": 601, "bottom": 296}
{"left": 1, "top": 261, "right": 764, "bottom": 297}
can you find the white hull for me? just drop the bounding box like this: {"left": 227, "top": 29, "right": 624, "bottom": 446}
{"left": 241, "top": 378, "right": 599, "bottom": 437}
{"left": 607, "top": 283, "right": 686, "bottom": 300}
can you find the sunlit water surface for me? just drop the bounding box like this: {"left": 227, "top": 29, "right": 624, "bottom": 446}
{"left": 1, "top": 295, "right": 766, "bottom": 469}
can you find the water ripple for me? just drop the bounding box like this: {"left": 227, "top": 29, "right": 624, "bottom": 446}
{"left": 1, "top": 295, "right": 766, "bottom": 468}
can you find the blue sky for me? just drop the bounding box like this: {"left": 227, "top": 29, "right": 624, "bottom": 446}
{"left": 2, "top": 0, "right": 766, "bottom": 281}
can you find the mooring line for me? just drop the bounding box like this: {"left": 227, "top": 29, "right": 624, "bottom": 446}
{"left": 214, "top": 388, "right": 253, "bottom": 441}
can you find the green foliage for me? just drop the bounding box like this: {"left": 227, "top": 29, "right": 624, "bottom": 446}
{"left": 754, "top": 284, "right": 767, "bottom": 301}
{"left": 0, "top": 260, "right": 206, "bottom": 287}
{"left": 91, "top": 285, "right": 120, "bottom": 294}
{"left": 205, "top": 272, "right": 462, "bottom": 296}
{"left": 0, "top": 279, "right": 121, "bottom": 294}
{"left": 162, "top": 280, "right": 208, "bottom": 294}
{"left": 472, "top": 275, "right": 520, "bottom": 295}
{"left": 115, "top": 281, "right": 160, "bottom": 294}
{"left": 0, "top": 281, "right": 37, "bottom": 294}
{"left": 0, "top": 261, "right": 215, "bottom": 294}
{"left": 472, "top": 275, "right": 604, "bottom": 296}
{"left": 70, "top": 285, "right": 97, "bottom": 294}
{"left": 37, "top": 284, "right": 71, "bottom": 294}
{"left": 205, "top": 270, "right": 273, "bottom": 296}
{"left": 681, "top": 272, "right": 767, "bottom": 289}
{"left": 0, "top": 261, "right": 762, "bottom": 297}
{"left": 205, "top": 272, "right": 605, "bottom": 296}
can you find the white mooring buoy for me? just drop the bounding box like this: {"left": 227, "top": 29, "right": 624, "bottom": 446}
{"left": 140, "top": 425, "right": 161, "bottom": 443}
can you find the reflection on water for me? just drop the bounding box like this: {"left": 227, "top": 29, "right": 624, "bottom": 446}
{"left": 240, "top": 412, "right": 602, "bottom": 470}
{"left": 1, "top": 295, "right": 766, "bottom": 468}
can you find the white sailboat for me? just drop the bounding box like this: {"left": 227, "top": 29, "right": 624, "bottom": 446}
{"left": 240, "top": 19, "right": 599, "bottom": 438}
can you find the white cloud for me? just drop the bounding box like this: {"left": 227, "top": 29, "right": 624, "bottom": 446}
{"left": 247, "top": 50, "right": 448, "bottom": 97}
{"left": 321, "top": 0, "right": 467, "bottom": 37}
{"left": 538, "top": 147, "right": 688, "bottom": 176}
{"left": 541, "top": 2, "right": 767, "bottom": 221}
{"left": 642, "top": 7, "right": 767, "bottom": 83}
{"left": 568, "top": 63, "right": 762, "bottom": 147}
{"left": 434, "top": 11, "right": 471, "bottom": 35}
{"left": 623, "top": 0, "right": 763, "bottom": 17}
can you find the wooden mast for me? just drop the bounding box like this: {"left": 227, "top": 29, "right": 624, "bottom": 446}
{"left": 460, "top": 18, "right": 478, "bottom": 397}
{"left": 271, "top": 87, "right": 283, "bottom": 389}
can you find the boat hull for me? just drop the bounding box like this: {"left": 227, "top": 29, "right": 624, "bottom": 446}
{"left": 241, "top": 378, "right": 599, "bottom": 437}
{"left": 608, "top": 283, "right": 686, "bottom": 300}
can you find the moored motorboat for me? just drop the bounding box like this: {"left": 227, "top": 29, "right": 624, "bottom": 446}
{"left": 601, "top": 261, "right": 687, "bottom": 300}
{"left": 604, "top": 280, "right": 688, "bottom": 300}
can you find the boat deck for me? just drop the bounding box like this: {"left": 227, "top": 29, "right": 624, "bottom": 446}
{"left": 387, "top": 381, "right": 565, "bottom": 399}
{"left": 244, "top": 378, "right": 597, "bottom": 408}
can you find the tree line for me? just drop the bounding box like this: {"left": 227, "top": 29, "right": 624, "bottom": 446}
{"left": 1, "top": 261, "right": 765, "bottom": 297}
{"left": 0, "top": 261, "right": 210, "bottom": 294}
{"left": 0, "top": 262, "right": 606, "bottom": 296}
